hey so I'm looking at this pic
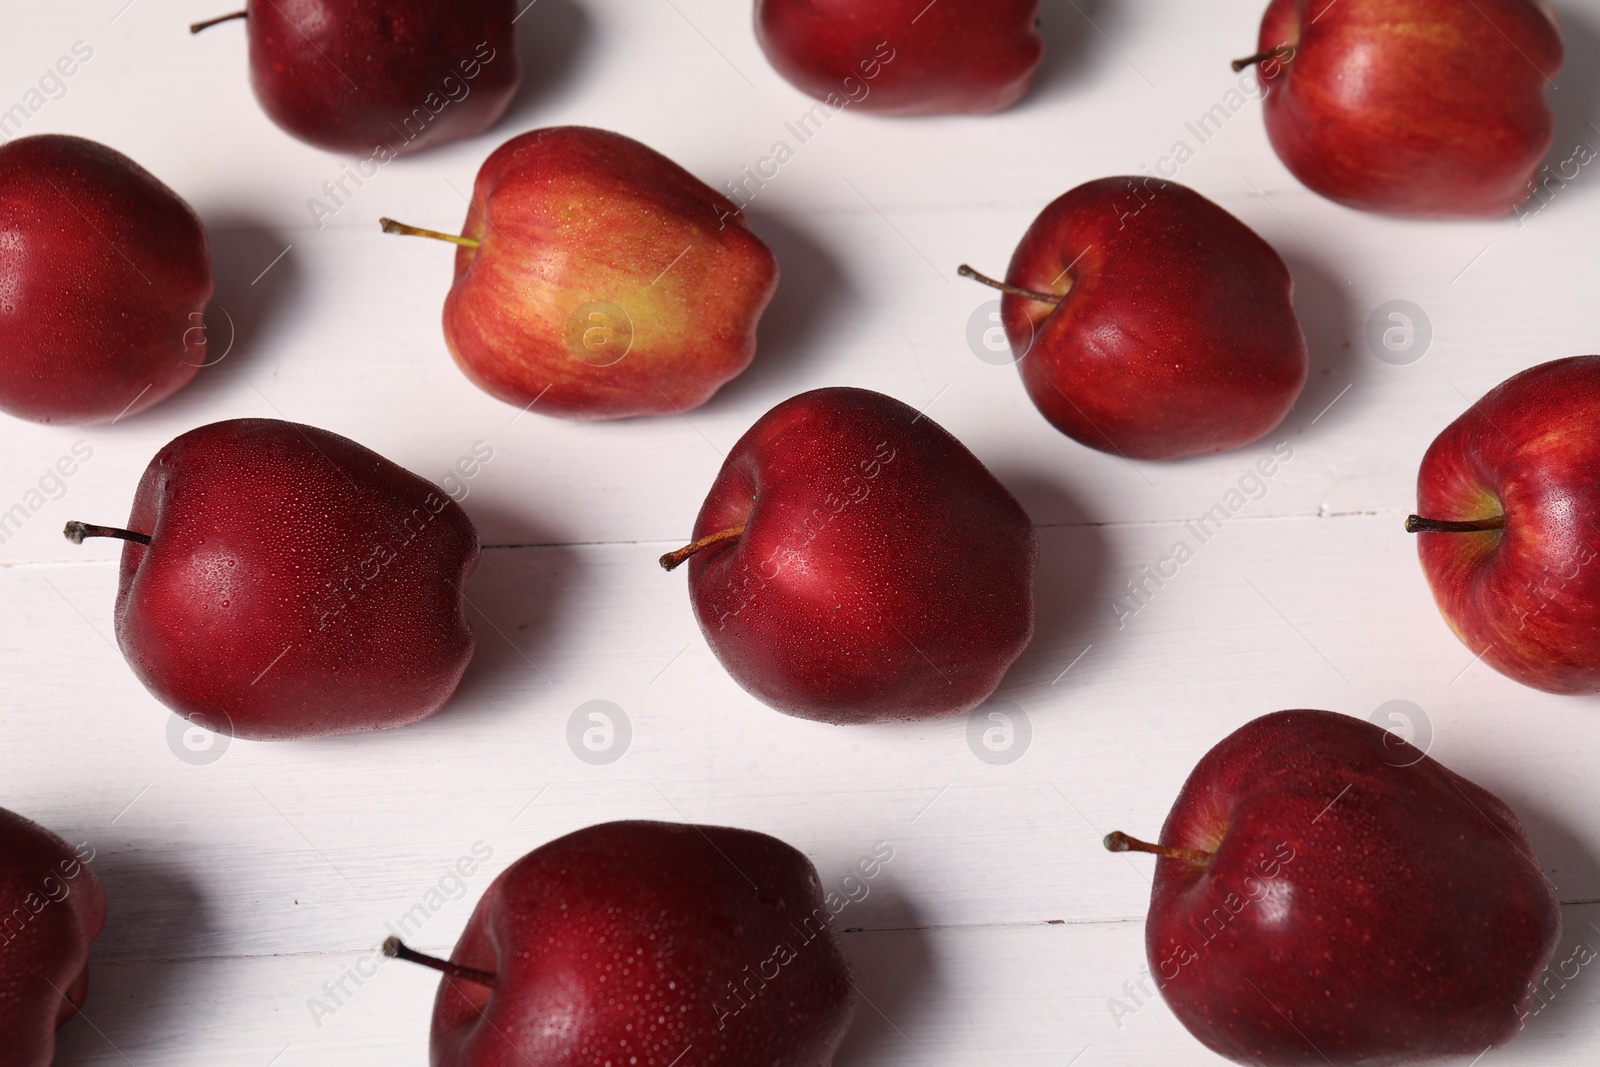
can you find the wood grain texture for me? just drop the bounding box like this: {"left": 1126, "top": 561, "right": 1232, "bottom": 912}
{"left": 5, "top": 0, "right": 1600, "bottom": 1063}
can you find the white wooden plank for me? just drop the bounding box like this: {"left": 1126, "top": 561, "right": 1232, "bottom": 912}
{"left": 51, "top": 906, "right": 1600, "bottom": 1065}
{"left": 6, "top": 1, "right": 1600, "bottom": 1064}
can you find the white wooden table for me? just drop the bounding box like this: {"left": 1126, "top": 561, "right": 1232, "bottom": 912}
{"left": 7, "top": 2, "right": 1600, "bottom": 1063}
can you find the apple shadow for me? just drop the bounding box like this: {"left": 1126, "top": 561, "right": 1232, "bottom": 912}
{"left": 503, "top": 0, "right": 594, "bottom": 127}
{"left": 1488, "top": 788, "right": 1600, "bottom": 905}
{"left": 142, "top": 211, "right": 304, "bottom": 423}
{"left": 433, "top": 503, "right": 583, "bottom": 717}
{"left": 1026, "top": 0, "right": 1122, "bottom": 105}
{"left": 702, "top": 208, "right": 853, "bottom": 415}
{"left": 1275, "top": 248, "right": 1363, "bottom": 442}
{"left": 54, "top": 856, "right": 211, "bottom": 1065}
{"left": 832, "top": 889, "right": 938, "bottom": 1067}
{"left": 205, "top": 212, "right": 306, "bottom": 360}
{"left": 1466, "top": 790, "right": 1600, "bottom": 1033}
{"left": 1545, "top": 3, "right": 1600, "bottom": 193}
{"left": 985, "top": 467, "right": 1114, "bottom": 695}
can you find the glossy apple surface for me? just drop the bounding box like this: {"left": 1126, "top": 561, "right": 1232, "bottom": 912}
{"left": 1132, "top": 709, "right": 1559, "bottom": 1066}
{"left": 755, "top": 0, "right": 1043, "bottom": 115}
{"left": 997, "top": 177, "right": 1307, "bottom": 459}
{"left": 0, "top": 134, "right": 211, "bottom": 425}
{"left": 242, "top": 0, "right": 521, "bottom": 154}
{"left": 1411, "top": 356, "right": 1600, "bottom": 693}
{"left": 674, "top": 387, "right": 1036, "bottom": 724}
{"left": 428, "top": 821, "right": 856, "bottom": 1065}
{"left": 433, "top": 126, "right": 778, "bottom": 420}
{"left": 1252, "top": 0, "right": 1563, "bottom": 217}
{"left": 0, "top": 806, "right": 107, "bottom": 1067}
{"left": 108, "top": 418, "right": 479, "bottom": 740}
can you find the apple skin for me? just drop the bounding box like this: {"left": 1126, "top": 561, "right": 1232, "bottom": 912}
{"left": 0, "top": 134, "right": 211, "bottom": 425}
{"left": 438, "top": 127, "right": 780, "bottom": 420}
{"left": 429, "top": 821, "right": 857, "bottom": 1066}
{"left": 1253, "top": 0, "right": 1563, "bottom": 218}
{"left": 1413, "top": 356, "right": 1600, "bottom": 693}
{"left": 1141, "top": 709, "right": 1559, "bottom": 1066}
{"left": 998, "top": 177, "right": 1307, "bottom": 460}
{"left": 244, "top": 0, "right": 521, "bottom": 155}
{"left": 679, "top": 387, "right": 1036, "bottom": 724}
{"left": 754, "top": 0, "right": 1043, "bottom": 116}
{"left": 0, "top": 806, "right": 107, "bottom": 1067}
{"left": 112, "top": 419, "right": 479, "bottom": 740}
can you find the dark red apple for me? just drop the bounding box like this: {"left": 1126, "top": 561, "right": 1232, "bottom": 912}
{"left": 1107, "top": 709, "right": 1560, "bottom": 1066}
{"left": 65, "top": 418, "right": 479, "bottom": 740}
{"left": 660, "top": 387, "right": 1036, "bottom": 724}
{"left": 192, "top": 0, "right": 521, "bottom": 155}
{"left": 380, "top": 127, "right": 779, "bottom": 420}
{"left": 1408, "top": 355, "right": 1600, "bottom": 693}
{"left": 0, "top": 806, "right": 106, "bottom": 1067}
{"left": 0, "top": 134, "right": 211, "bottom": 425}
{"left": 386, "top": 820, "right": 856, "bottom": 1065}
{"left": 1240, "top": 0, "right": 1563, "bottom": 217}
{"left": 754, "top": 0, "right": 1043, "bottom": 115}
{"left": 962, "top": 177, "right": 1307, "bottom": 460}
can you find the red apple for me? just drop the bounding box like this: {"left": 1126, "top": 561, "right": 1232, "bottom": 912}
{"left": 0, "top": 805, "right": 106, "bottom": 1067}
{"left": 193, "top": 1, "right": 521, "bottom": 155}
{"left": 661, "top": 387, "right": 1036, "bottom": 724}
{"left": 1409, "top": 355, "right": 1600, "bottom": 693}
{"left": 381, "top": 127, "right": 779, "bottom": 420}
{"left": 386, "top": 821, "right": 857, "bottom": 1065}
{"left": 1240, "top": 0, "right": 1563, "bottom": 217}
{"left": 66, "top": 418, "right": 479, "bottom": 740}
{"left": 962, "top": 177, "right": 1307, "bottom": 460}
{"left": 754, "top": 0, "right": 1043, "bottom": 115}
{"left": 0, "top": 134, "right": 211, "bottom": 425}
{"left": 1108, "top": 709, "right": 1560, "bottom": 1065}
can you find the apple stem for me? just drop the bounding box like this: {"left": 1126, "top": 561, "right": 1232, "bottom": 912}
{"left": 379, "top": 218, "right": 480, "bottom": 250}
{"left": 382, "top": 937, "right": 497, "bottom": 989}
{"left": 1405, "top": 514, "right": 1507, "bottom": 535}
{"left": 1231, "top": 45, "right": 1295, "bottom": 73}
{"left": 190, "top": 10, "right": 247, "bottom": 34}
{"left": 1104, "top": 831, "right": 1213, "bottom": 865}
{"left": 659, "top": 525, "right": 748, "bottom": 571}
{"left": 957, "top": 264, "right": 1062, "bottom": 305}
{"left": 63, "top": 521, "right": 152, "bottom": 547}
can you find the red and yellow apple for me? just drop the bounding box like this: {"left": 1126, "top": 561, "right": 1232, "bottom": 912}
{"left": 382, "top": 127, "right": 779, "bottom": 420}
{"left": 1409, "top": 355, "right": 1600, "bottom": 693}
{"left": 1242, "top": 0, "right": 1564, "bottom": 217}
